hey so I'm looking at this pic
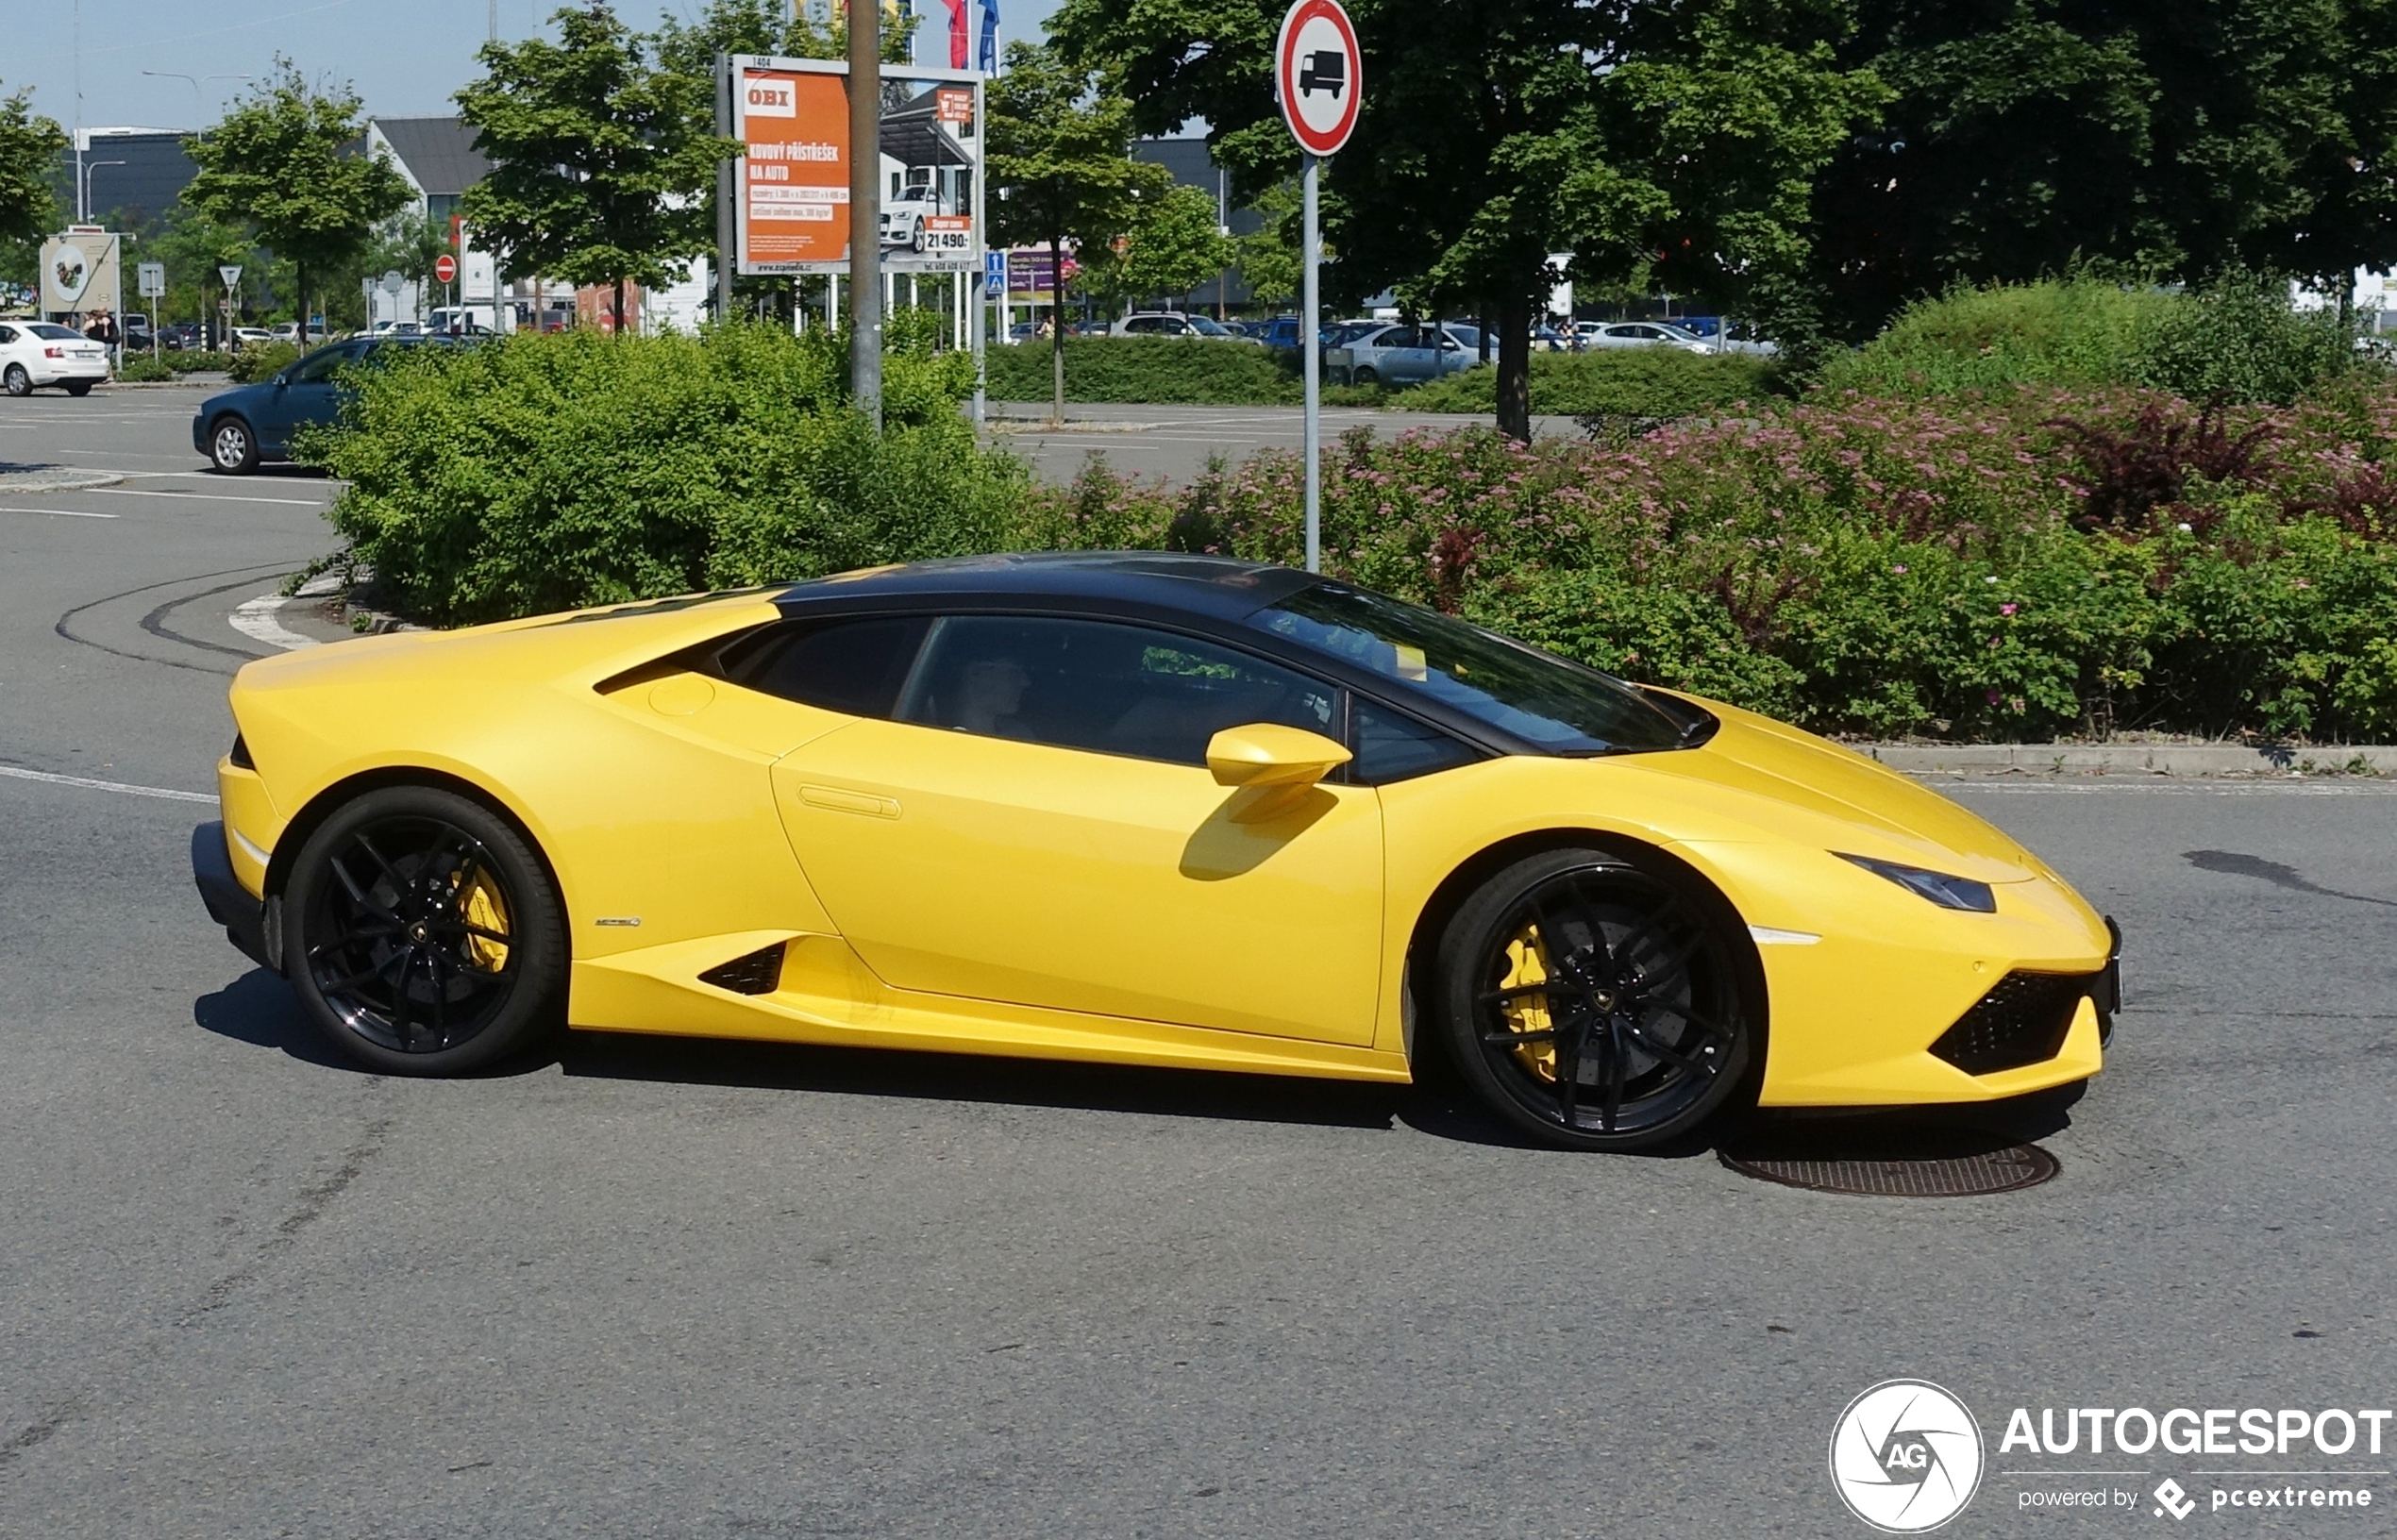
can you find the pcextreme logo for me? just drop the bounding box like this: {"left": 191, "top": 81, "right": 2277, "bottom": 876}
{"left": 1830, "top": 1379, "right": 1986, "bottom": 1533}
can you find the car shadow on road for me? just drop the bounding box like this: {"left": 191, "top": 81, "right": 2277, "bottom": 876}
{"left": 192, "top": 967, "right": 361, "bottom": 1072}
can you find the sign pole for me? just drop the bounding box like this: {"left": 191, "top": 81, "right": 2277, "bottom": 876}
{"left": 848, "top": 0, "right": 883, "bottom": 428}
{"left": 1302, "top": 151, "right": 1321, "bottom": 575}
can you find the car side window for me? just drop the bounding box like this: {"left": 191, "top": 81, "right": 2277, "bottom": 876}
{"left": 286, "top": 346, "right": 351, "bottom": 384}
{"left": 0, "top": 326, "right": 14, "bottom": 344}
{"left": 1349, "top": 700, "right": 1483, "bottom": 784}
{"left": 714, "top": 615, "right": 933, "bottom": 717}
{"left": 897, "top": 614, "right": 1339, "bottom": 767}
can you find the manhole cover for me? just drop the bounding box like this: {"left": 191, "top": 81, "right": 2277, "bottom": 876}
{"left": 1719, "top": 1125, "right": 2059, "bottom": 1197}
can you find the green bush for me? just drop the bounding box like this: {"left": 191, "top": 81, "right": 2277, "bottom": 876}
{"left": 1400, "top": 347, "right": 1784, "bottom": 418}
{"left": 113, "top": 353, "right": 173, "bottom": 382}
{"left": 166, "top": 349, "right": 234, "bottom": 373}
{"left": 228, "top": 341, "right": 301, "bottom": 383}
{"left": 2132, "top": 271, "right": 2359, "bottom": 407}
{"left": 983, "top": 335, "right": 1302, "bottom": 406}
{"left": 302, "top": 323, "right": 1026, "bottom": 626}
{"left": 1818, "top": 277, "right": 2170, "bottom": 395}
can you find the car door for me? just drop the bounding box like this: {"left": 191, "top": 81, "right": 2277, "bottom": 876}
{"left": 253, "top": 342, "right": 356, "bottom": 451}
{"left": 768, "top": 612, "right": 1386, "bottom": 1046}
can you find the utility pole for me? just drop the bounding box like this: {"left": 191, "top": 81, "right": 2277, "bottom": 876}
{"left": 847, "top": 0, "right": 882, "bottom": 427}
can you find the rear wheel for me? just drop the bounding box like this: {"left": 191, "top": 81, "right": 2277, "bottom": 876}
{"left": 1352, "top": 366, "right": 1379, "bottom": 386}
{"left": 64, "top": 380, "right": 92, "bottom": 396}
{"left": 210, "top": 415, "right": 258, "bottom": 473}
{"left": 3, "top": 364, "right": 28, "bottom": 397}
{"left": 1434, "top": 847, "right": 1754, "bottom": 1150}
{"left": 284, "top": 785, "right": 565, "bottom": 1075}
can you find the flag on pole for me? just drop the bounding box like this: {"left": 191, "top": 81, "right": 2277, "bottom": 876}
{"left": 978, "top": 0, "right": 998, "bottom": 71}
{"left": 942, "top": 0, "right": 969, "bottom": 67}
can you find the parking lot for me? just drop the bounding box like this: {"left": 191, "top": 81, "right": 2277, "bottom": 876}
{"left": 3, "top": 384, "right": 2394, "bottom": 1537}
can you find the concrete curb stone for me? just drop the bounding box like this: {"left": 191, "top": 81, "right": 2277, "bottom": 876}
{"left": 1862, "top": 743, "right": 2396, "bottom": 778}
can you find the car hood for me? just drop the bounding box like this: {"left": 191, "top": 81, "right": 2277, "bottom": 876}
{"left": 1633, "top": 701, "right": 2048, "bottom": 882}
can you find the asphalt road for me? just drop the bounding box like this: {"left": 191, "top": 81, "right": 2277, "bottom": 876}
{"left": 3, "top": 385, "right": 2394, "bottom": 1537}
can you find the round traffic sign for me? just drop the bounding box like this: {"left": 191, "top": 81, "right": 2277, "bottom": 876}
{"left": 434, "top": 254, "right": 458, "bottom": 284}
{"left": 1276, "top": 0, "right": 1362, "bottom": 158}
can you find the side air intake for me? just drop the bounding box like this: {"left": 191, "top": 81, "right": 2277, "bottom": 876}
{"left": 699, "top": 941, "right": 786, "bottom": 996}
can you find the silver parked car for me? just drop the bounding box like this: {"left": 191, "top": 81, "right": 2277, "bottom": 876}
{"left": 1577, "top": 321, "right": 1713, "bottom": 354}
{"left": 1111, "top": 311, "right": 1257, "bottom": 342}
{"left": 1328, "top": 323, "right": 1478, "bottom": 386}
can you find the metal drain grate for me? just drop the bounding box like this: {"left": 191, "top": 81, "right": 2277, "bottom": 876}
{"left": 1719, "top": 1127, "right": 2059, "bottom": 1197}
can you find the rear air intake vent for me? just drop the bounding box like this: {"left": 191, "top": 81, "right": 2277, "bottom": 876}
{"left": 699, "top": 941, "right": 786, "bottom": 996}
{"left": 1930, "top": 971, "right": 2094, "bottom": 1075}
{"left": 229, "top": 733, "right": 254, "bottom": 769}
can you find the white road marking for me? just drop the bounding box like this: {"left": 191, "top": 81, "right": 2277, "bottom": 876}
{"left": 69, "top": 485, "right": 329, "bottom": 507}
{"left": 0, "top": 505, "right": 118, "bottom": 518}
{"left": 230, "top": 594, "right": 321, "bottom": 650}
{"left": 0, "top": 765, "right": 214, "bottom": 803}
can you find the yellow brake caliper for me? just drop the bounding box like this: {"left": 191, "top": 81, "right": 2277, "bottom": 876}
{"left": 459, "top": 866, "right": 512, "bottom": 973}
{"left": 1498, "top": 923, "right": 1558, "bottom": 1081}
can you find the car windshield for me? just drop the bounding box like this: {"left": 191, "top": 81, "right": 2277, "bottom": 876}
{"left": 1248, "top": 583, "right": 1696, "bottom": 754}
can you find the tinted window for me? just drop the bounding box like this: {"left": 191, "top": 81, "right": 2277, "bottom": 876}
{"left": 286, "top": 345, "right": 353, "bottom": 383}
{"left": 1249, "top": 584, "right": 1693, "bottom": 755}
{"left": 897, "top": 615, "right": 1338, "bottom": 766}
{"left": 718, "top": 615, "right": 931, "bottom": 716}
{"left": 1350, "top": 700, "right": 1480, "bottom": 784}
{"left": 0, "top": 326, "right": 13, "bottom": 343}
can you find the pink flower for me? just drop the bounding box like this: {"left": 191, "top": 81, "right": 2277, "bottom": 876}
{"left": 1999, "top": 603, "right": 2018, "bottom": 616}
{"left": 1986, "top": 688, "right": 2003, "bottom": 705}
{"left": 1891, "top": 563, "right": 1908, "bottom": 575}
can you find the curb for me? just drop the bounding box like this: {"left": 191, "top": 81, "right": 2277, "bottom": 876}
{"left": 0, "top": 467, "right": 123, "bottom": 494}
{"left": 1862, "top": 743, "right": 2395, "bottom": 778}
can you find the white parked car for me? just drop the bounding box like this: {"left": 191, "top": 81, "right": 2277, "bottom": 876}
{"left": 0, "top": 320, "right": 110, "bottom": 396}
{"left": 229, "top": 326, "right": 277, "bottom": 346}
{"left": 1578, "top": 321, "right": 1712, "bottom": 353}
{"left": 1110, "top": 311, "right": 1256, "bottom": 341}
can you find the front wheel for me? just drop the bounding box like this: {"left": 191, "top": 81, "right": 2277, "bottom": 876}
{"left": 1351, "top": 366, "right": 1379, "bottom": 387}
{"left": 3, "top": 364, "right": 28, "bottom": 397}
{"left": 284, "top": 785, "right": 566, "bottom": 1075}
{"left": 1433, "top": 847, "right": 1755, "bottom": 1150}
{"left": 209, "top": 415, "right": 258, "bottom": 473}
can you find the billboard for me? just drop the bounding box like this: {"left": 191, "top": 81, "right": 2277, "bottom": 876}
{"left": 726, "top": 56, "right": 984, "bottom": 277}
{"left": 40, "top": 228, "right": 123, "bottom": 320}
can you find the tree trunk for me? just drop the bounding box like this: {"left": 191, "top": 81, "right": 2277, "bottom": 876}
{"left": 1478, "top": 293, "right": 1492, "bottom": 365}
{"left": 1048, "top": 229, "right": 1066, "bottom": 427}
{"left": 1496, "top": 287, "right": 1533, "bottom": 443}
{"left": 296, "top": 265, "right": 307, "bottom": 348}
{"left": 613, "top": 276, "right": 627, "bottom": 337}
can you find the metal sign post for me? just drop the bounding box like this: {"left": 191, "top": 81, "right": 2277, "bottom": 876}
{"left": 218, "top": 264, "right": 243, "bottom": 349}
{"left": 138, "top": 261, "right": 165, "bottom": 359}
{"left": 1275, "top": 0, "right": 1362, "bottom": 574}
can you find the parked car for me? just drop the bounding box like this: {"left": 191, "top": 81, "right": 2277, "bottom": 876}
{"left": 1110, "top": 311, "right": 1252, "bottom": 340}
{"left": 229, "top": 326, "right": 277, "bottom": 347}
{"left": 1579, "top": 321, "right": 1712, "bottom": 354}
{"left": 157, "top": 322, "right": 205, "bottom": 352}
{"left": 191, "top": 336, "right": 447, "bottom": 473}
{"left": 120, "top": 311, "right": 154, "bottom": 347}
{"left": 0, "top": 320, "right": 110, "bottom": 395}
{"left": 1326, "top": 323, "right": 1478, "bottom": 387}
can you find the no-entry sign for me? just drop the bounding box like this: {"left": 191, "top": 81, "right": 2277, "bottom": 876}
{"left": 433, "top": 254, "right": 458, "bottom": 284}
{"left": 1276, "top": 0, "right": 1362, "bottom": 159}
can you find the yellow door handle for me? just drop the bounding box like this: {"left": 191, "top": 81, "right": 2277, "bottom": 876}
{"left": 796, "top": 784, "right": 901, "bottom": 819}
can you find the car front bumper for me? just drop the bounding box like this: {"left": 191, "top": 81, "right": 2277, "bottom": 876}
{"left": 192, "top": 820, "right": 277, "bottom": 971}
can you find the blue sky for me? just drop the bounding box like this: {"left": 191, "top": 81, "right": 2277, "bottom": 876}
{"left": 12, "top": 0, "right": 1062, "bottom": 132}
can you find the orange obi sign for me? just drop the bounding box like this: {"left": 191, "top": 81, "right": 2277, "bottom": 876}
{"left": 736, "top": 65, "right": 850, "bottom": 271}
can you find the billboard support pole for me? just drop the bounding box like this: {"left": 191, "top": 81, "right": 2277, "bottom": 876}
{"left": 847, "top": 0, "right": 883, "bottom": 428}
{"left": 714, "top": 50, "right": 734, "bottom": 324}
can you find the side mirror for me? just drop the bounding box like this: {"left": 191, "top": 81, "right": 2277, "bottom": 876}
{"left": 1205, "top": 723, "right": 1351, "bottom": 790}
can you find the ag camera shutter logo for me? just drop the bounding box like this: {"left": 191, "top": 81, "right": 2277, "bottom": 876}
{"left": 1830, "top": 1380, "right": 1985, "bottom": 1532}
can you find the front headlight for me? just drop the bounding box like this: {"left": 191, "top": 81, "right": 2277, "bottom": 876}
{"left": 1837, "top": 853, "right": 1996, "bottom": 912}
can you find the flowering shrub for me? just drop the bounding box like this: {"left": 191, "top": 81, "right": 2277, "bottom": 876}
{"left": 1023, "top": 387, "right": 2397, "bottom": 741}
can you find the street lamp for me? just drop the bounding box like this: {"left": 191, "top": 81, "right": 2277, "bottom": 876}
{"left": 142, "top": 71, "right": 253, "bottom": 133}
{"left": 76, "top": 159, "right": 125, "bottom": 223}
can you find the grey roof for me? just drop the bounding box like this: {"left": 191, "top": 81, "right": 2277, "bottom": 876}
{"left": 371, "top": 116, "right": 492, "bottom": 197}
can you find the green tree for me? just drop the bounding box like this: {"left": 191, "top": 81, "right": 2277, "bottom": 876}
{"left": 458, "top": 4, "right": 729, "bottom": 333}
{"left": 1, "top": 84, "right": 70, "bottom": 288}
{"left": 1231, "top": 178, "right": 1304, "bottom": 310}
{"left": 987, "top": 41, "right": 1171, "bottom": 422}
{"left": 182, "top": 60, "right": 412, "bottom": 345}
{"left": 1802, "top": 0, "right": 2395, "bottom": 337}
{"left": 1053, "top": 0, "right": 1880, "bottom": 439}
{"left": 1081, "top": 181, "right": 1234, "bottom": 314}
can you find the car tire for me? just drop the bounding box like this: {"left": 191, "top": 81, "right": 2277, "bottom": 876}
{"left": 284, "top": 784, "right": 567, "bottom": 1077}
{"left": 1352, "top": 366, "right": 1379, "bottom": 386}
{"left": 209, "top": 415, "right": 259, "bottom": 474}
{"left": 1433, "top": 845, "right": 1756, "bottom": 1151}
{"left": 3, "top": 364, "right": 28, "bottom": 397}
{"left": 65, "top": 381, "right": 92, "bottom": 396}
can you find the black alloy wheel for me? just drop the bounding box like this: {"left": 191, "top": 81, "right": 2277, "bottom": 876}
{"left": 1435, "top": 848, "right": 1754, "bottom": 1150}
{"left": 3, "top": 364, "right": 28, "bottom": 397}
{"left": 210, "top": 415, "right": 257, "bottom": 473}
{"left": 285, "top": 785, "right": 564, "bottom": 1075}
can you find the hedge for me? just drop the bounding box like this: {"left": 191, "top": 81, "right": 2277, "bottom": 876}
{"left": 1400, "top": 347, "right": 1785, "bottom": 418}
{"left": 982, "top": 335, "right": 1303, "bottom": 406}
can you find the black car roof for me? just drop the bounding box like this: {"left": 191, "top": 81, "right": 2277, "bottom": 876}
{"left": 773, "top": 551, "right": 1321, "bottom": 623}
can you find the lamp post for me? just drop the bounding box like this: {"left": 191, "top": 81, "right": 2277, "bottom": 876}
{"left": 76, "top": 159, "right": 126, "bottom": 223}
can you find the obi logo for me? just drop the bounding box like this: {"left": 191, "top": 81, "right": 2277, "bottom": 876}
{"left": 746, "top": 78, "right": 796, "bottom": 117}
{"left": 1831, "top": 1380, "right": 1986, "bottom": 1532}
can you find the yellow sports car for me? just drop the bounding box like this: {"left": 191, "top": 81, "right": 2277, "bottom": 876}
{"left": 192, "top": 553, "right": 2118, "bottom": 1150}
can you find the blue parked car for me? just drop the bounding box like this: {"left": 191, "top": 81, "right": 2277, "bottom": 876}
{"left": 192, "top": 336, "right": 450, "bottom": 474}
